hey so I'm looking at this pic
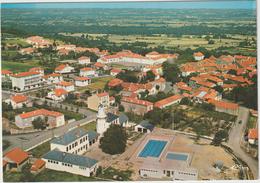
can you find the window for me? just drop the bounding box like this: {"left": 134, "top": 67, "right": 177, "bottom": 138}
{"left": 69, "top": 145, "right": 71, "bottom": 150}
{"left": 66, "top": 147, "right": 68, "bottom": 152}
{"left": 80, "top": 139, "right": 82, "bottom": 144}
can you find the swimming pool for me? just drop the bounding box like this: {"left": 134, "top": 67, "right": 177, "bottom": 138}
{"left": 138, "top": 140, "right": 167, "bottom": 158}
{"left": 166, "top": 152, "right": 188, "bottom": 161}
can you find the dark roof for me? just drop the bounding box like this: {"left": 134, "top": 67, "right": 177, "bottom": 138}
{"left": 87, "top": 130, "right": 98, "bottom": 141}
{"left": 139, "top": 120, "right": 154, "bottom": 131}
{"left": 51, "top": 128, "right": 95, "bottom": 145}
{"left": 42, "top": 150, "right": 98, "bottom": 168}
{"left": 106, "top": 113, "right": 119, "bottom": 123}
{"left": 119, "top": 113, "right": 129, "bottom": 125}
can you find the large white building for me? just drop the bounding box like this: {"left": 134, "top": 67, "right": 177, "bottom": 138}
{"left": 50, "top": 128, "right": 98, "bottom": 155}
{"left": 80, "top": 67, "right": 97, "bottom": 77}
{"left": 97, "top": 50, "right": 177, "bottom": 66}
{"left": 42, "top": 149, "right": 98, "bottom": 177}
{"left": 55, "top": 81, "right": 75, "bottom": 92}
{"left": 5, "top": 94, "right": 29, "bottom": 109}
{"left": 10, "top": 71, "right": 44, "bottom": 91}
{"left": 15, "top": 109, "right": 65, "bottom": 129}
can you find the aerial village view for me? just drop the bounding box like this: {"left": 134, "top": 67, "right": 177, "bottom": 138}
{"left": 1, "top": 0, "right": 258, "bottom": 182}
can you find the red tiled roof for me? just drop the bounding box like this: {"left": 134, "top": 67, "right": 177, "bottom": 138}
{"left": 154, "top": 95, "right": 182, "bottom": 108}
{"left": 78, "top": 56, "right": 90, "bottom": 60}
{"left": 248, "top": 128, "right": 258, "bottom": 139}
{"left": 208, "top": 99, "right": 239, "bottom": 110}
{"left": 11, "top": 94, "right": 28, "bottom": 103}
{"left": 193, "top": 52, "right": 204, "bottom": 57}
{"left": 55, "top": 64, "right": 68, "bottom": 71}
{"left": 108, "top": 78, "right": 124, "bottom": 87}
{"left": 57, "top": 81, "right": 73, "bottom": 87}
{"left": 80, "top": 67, "right": 94, "bottom": 71}
{"left": 94, "top": 62, "right": 105, "bottom": 68}
{"left": 29, "top": 67, "right": 43, "bottom": 73}
{"left": 19, "top": 109, "right": 63, "bottom": 119}
{"left": 97, "top": 92, "right": 109, "bottom": 98}
{"left": 4, "top": 147, "right": 29, "bottom": 165}
{"left": 1, "top": 70, "right": 13, "bottom": 75}
{"left": 111, "top": 68, "right": 122, "bottom": 74}
{"left": 54, "top": 88, "right": 68, "bottom": 97}
{"left": 121, "top": 97, "right": 153, "bottom": 107}
{"left": 75, "top": 76, "right": 90, "bottom": 81}
{"left": 43, "top": 73, "right": 61, "bottom": 79}
{"left": 31, "top": 159, "right": 45, "bottom": 171}
{"left": 11, "top": 71, "right": 40, "bottom": 78}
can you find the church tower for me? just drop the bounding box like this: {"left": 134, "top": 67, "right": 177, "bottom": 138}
{"left": 96, "top": 104, "right": 107, "bottom": 135}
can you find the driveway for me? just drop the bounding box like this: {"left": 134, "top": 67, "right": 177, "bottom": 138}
{"left": 227, "top": 106, "right": 258, "bottom": 179}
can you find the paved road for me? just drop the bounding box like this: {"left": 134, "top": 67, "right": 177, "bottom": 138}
{"left": 227, "top": 106, "right": 258, "bottom": 179}
{"left": 3, "top": 114, "right": 97, "bottom": 153}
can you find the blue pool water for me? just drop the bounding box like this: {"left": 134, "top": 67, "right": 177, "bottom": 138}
{"left": 166, "top": 152, "right": 188, "bottom": 161}
{"left": 139, "top": 140, "right": 167, "bottom": 158}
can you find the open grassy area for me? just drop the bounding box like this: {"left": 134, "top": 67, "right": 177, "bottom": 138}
{"left": 85, "top": 76, "right": 114, "bottom": 91}
{"left": 2, "top": 61, "right": 40, "bottom": 72}
{"left": 81, "top": 121, "right": 97, "bottom": 131}
{"left": 3, "top": 38, "right": 31, "bottom": 47}
{"left": 29, "top": 140, "right": 51, "bottom": 158}
{"left": 98, "top": 167, "right": 132, "bottom": 181}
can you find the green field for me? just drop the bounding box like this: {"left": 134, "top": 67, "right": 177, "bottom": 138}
{"left": 81, "top": 121, "right": 97, "bottom": 131}
{"left": 83, "top": 76, "right": 114, "bottom": 91}
{"left": 2, "top": 61, "right": 40, "bottom": 72}
{"left": 3, "top": 38, "right": 30, "bottom": 47}
{"left": 29, "top": 140, "right": 50, "bottom": 158}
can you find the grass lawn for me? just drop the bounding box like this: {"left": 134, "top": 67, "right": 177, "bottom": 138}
{"left": 3, "top": 171, "right": 23, "bottom": 182}
{"left": 81, "top": 121, "right": 97, "bottom": 131}
{"left": 86, "top": 76, "right": 114, "bottom": 91}
{"left": 29, "top": 140, "right": 51, "bottom": 158}
{"left": 98, "top": 167, "right": 132, "bottom": 181}
{"left": 2, "top": 61, "right": 40, "bottom": 72}
{"left": 3, "top": 38, "right": 30, "bottom": 47}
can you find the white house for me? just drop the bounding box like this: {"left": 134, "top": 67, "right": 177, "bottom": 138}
{"left": 15, "top": 109, "right": 65, "bottom": 129}
{"left": 134, "top": 120, "right": 154, "bottom": 133}
{"left": 78, "top": 56, "right": 91, "bottom": 65}
{"left": 42, "top": 149, "right": 99, "bottom": 177}
{"left": 10, "top": 71, "right": 44, "bottom": 91}
{"left": 80, "top": 67, "right": 97, "bottom": 77}
{"left": 110, "top": 68, "right": 122, "bottom": 76}
{"left": 193, "top": 52, "right": 205, "bottom": 61}
{"left": 248, "top": 128, "right": 258, "bottom": 145}
{"left": 47, "top": 88, "right": 68, "bottom": 102}
{"left": 56, "top": 81, "right": 75, "bottom": 92}
{"left": 87, "top": 92, "right": 110, "bottom": 111}
{"left": 43, "top": 73, "right": 63, "bottom": 84}
{"left": 154, "top": 94, "right": 182, "bottom": 109}
{"left": 5, "top": 94, "right": 29, "bottom": 109}
{"left": 75, "top": 76, "right": 91, "bottom": 87}
{"left": 55, "top": 64, "right": 74, "bottom": 74}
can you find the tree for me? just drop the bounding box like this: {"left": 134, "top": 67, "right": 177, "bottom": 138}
{"left": 145, "top": 70, "right": 156, "bottom": 82}
{"left": 208, "top": 40, "right": 215, "bottom": 44}
{"left": 180, "top": 97, "right": 192, "bottom": 106}
{"left": 211, "top": 130, "right": 228, "bottom": 146}
{"left": 162, "top": 62, "right": 181, "bottom": 84}
{"left": 200, "top": 102, "right": 215, "bottom": 111}
{"left": 99, "top": 125, "right": 127, "bottom": 155}
{"left": 213, "top": 85, "right": 224, "bottom": 93}
{"left": 32, "top": 117, "right": 48, "bottom": 130}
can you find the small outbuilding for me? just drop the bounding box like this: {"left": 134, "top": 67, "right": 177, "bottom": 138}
{"left": 135, "top": 120, "right": 154, "bottom": 133}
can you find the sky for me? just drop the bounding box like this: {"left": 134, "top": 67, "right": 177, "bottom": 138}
{"left": 1, "top": 1, "right": 256, "bottom": 9}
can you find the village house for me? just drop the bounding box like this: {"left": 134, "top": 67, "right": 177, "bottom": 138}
{"left": 154, "top": 95, "right": 183, "bottom": 109}
{"left": 55, "top": 81, "right": 75, "bottom": 92}
{"left": 10, "top": 71, "right": 44, "bottom": 91}
{"left": 87, "top": 92, "right": 110, "bottom": 111}
{"left": 5, "top": 94, "right": 29, "bottom": 109}
{"left": 109, "top": 96, "right": 116, "bottom": 106}
{"left": 43, "top": 73, "right": 63, "bottom": 84}
{"left": 75, "top": 76, "right": 91, "bottom": 87}
{"left": 135, "top": 120, "right": 154, "bottom": 133}
{"left": 248, "top": 128, "right": 258, "bottom": 145}
{"left": 110, "top": 68, "right": 122, "bottom": 76}
{"left": 50, "top": 128, "right": 99, "bottom": 155}
{"left": 174, "top": 82, "right": 193, "bottom": 94}
{"left": 15, "top": 109, "right": 65, "bottom": 129}
{"left": 208, "top": 99, "right": 239, "bottom": 116}
{"left": 55, "top": 64, "right": 74, "bottom": 74}
{"left": 19, "top": 47, "right": 36, "bottom": 55}
{"left": 47, "top": 88, "right": 68, "bottom": 102}
{"left": 121, "top": 97, "right": 153, "bottom": 115}
{"left": 193, "top": 52, "right": 204, "bottom": 61}
{"left": 58, "top": 48, "right": 70, "bottom": 56}
{"left": 42, "top": 149, "right": 99, "bottom": 177}
{"left": 94, "top": 62, "right": 109, "bottom": 71}
{"left": 108, "top": 78, "right": 124, "bottom": 88}
{"left": 80, "top": 67, "right": 97, "bottom": 77}
{"left": 30, "top": 159, "right": 46, "bottom": 174}
{"left": 3, "top": 147, "right": 29, "bottom": 172}
{"left": 78, "top": 56, "right": 91, "bottom": 65}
